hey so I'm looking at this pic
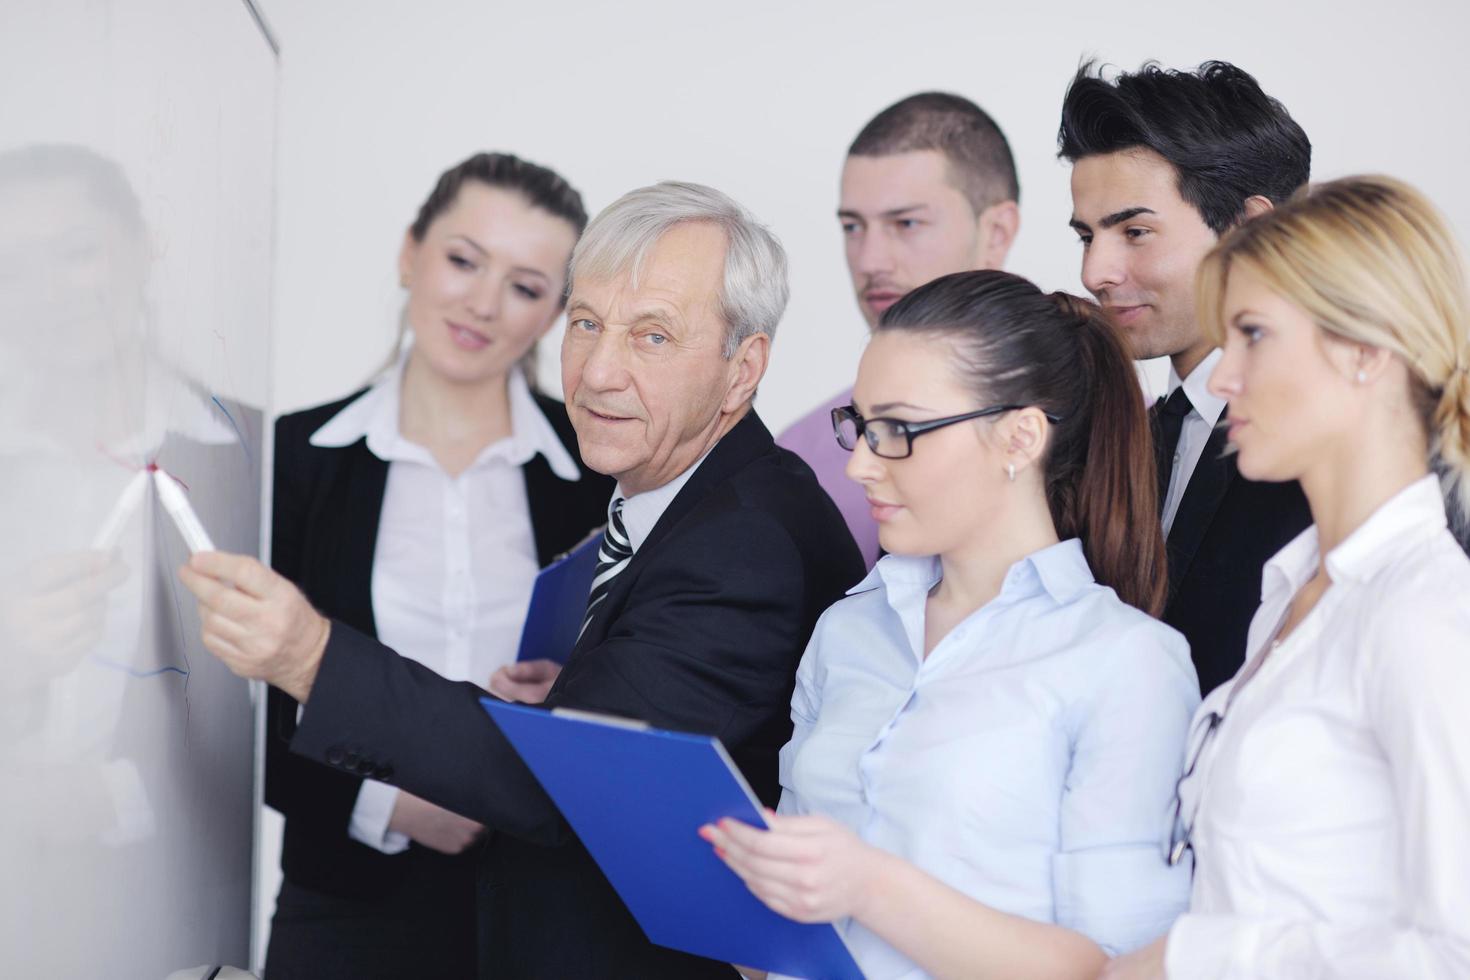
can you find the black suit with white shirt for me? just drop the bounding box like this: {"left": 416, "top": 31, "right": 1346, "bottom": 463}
{"left": 288, "top": 409, "right": 865, "bottom": 978}
{"left": 1152, "top": 385, "right": 1312, "bottom": 695}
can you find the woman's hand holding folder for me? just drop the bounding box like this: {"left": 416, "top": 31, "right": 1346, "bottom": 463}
{"left": 700, "top": 811, "right": 886, "bottom": 924}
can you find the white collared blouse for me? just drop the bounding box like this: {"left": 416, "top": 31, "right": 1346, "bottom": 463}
{"left": 308, "top": 357, "right": 580, "bottom": 853}
{"left": 1167, "top": 475, "right": 1470, "bottom": 978}
{"left": 777, "top": 540, "right": 1199, "bottom": 979}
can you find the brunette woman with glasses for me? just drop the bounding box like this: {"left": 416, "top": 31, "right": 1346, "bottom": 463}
{"left": 702, "top": 269, "right": 1199, "bottom": 980}
{"left": 1102, "top": 177, "right": 1470, "bottom": 980}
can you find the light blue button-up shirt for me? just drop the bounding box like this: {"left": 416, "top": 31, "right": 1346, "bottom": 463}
{"left": 777, "top": 540, "right": 1199, "bottom": 979}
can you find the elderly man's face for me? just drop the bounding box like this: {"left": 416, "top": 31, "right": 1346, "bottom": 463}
{"left": 561, "top": 221, "right": 756, "bottom": 495}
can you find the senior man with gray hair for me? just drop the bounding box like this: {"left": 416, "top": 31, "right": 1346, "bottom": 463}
{"left": 180, "top": 181, "right": 863, "bottom": 977}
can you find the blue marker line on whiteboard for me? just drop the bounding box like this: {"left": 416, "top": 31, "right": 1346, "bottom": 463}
{"left": 210, "top": 394, "right": 254, "bottom": 464}
{"left": 91, "top": 654, "right": 189, "bottom": 679}
{"left": 153, "top": 468, "right": 215, "bottom": 553}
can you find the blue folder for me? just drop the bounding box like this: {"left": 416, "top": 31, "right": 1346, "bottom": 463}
{"left": 515, "top": 530, "right": 602, "bottom": 664}
{"left": 479, "top": 699, "right": 865, "bottom": 980}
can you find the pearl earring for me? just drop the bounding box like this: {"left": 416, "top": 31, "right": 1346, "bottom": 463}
{"left": 1007, "top": 462, "right": 1016, "bottom": 482}
{"left": 1356, "top": 369, "right": 1367, "bottom": 383}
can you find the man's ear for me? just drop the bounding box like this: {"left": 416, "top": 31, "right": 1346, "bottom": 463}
{"left": 978, "top": 200, "right": 1020, "bottom": 270}
{"left": 1241, "top": 195, "right": 1275, "bottom": 221}
{"left": 722, "top": 332, "right": 771, "bottom": 413}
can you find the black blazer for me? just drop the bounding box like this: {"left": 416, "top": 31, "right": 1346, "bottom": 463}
{"left": 290, "top": 410, "right": 865, "bottom": 977}
{"left": 266, "top": 387, "right": 613, "bottom": 898}
{"left": 1158, "top": 408, "right": 1312, "bottom": 695}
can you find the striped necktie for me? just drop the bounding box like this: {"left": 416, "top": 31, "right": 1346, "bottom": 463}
{"left": 579, "top": 498, "right": 632, "bottom": 642}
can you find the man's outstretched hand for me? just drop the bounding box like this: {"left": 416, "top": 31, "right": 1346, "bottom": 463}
{"left": 178, "top": 551, "right": 330, "bottom": 703}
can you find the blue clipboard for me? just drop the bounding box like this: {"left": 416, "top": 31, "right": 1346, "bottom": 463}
{"left": 515, "top": 530, "right": 601, "bottom": 664}
{"left": 480, "top": 699, "right": 865, "bottom": 980}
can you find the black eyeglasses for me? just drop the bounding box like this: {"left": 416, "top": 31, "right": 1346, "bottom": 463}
{"left": 1164, "top": 609, "right": 1290, "bottom": 866}
{"left": 1165, "top": 708, "right": 1224, "bottom": 866}
{"left": 831, "top": 403, "right": 1064, "bottom": 460}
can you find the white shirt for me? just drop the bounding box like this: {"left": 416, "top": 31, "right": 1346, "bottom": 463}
{"left": 1167, "top": 475, "right": 1470, "bottom": 979}
{"left": 309, "top": 357, "right": 580, "bottom": 853}
{"left": 778, "top": 542, "right": 1199, "bottom": 979}
{"left": 614, "top": 452, "right": 707, "bottom": 552}
{"left": 1161, "top": 349, "right": 1227, "bottom": 537}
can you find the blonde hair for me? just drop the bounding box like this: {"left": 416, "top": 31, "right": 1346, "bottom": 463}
{"left": 1197, "top": 175, "right": 1470, "bottom": 531}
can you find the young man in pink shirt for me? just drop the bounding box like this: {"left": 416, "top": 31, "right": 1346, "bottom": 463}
{"left": 777, "top": 93, "right": 1020, "bottom": 566}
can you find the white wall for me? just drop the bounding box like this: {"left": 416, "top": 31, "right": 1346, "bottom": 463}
{"left": 268, "top": 0, "right": 1470, "bottom": 428}
{"left": 257, "top": 0, "right": 1470, "bottom": 964}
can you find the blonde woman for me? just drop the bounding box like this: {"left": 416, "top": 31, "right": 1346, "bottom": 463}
{"left": 1105, "top": 175, "right": 1470, "bottom": 979}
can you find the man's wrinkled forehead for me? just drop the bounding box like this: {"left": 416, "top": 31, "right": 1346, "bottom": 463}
{"left": 568, "top": 223, "right": 727, "bottom": 325}
{"left": 572, "top": 221, "right": 725, "bottom": 294}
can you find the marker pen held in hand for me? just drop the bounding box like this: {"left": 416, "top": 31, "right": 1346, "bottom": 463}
{"left": 152, "top": 468, "right": 215, "bottom": 554}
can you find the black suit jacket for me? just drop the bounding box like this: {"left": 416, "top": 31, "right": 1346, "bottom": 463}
{"left": 1158, "top": 407, "right": 1312, "bottom": 695}
{"left": 267, "top": 387, "right": 613, "bottom": 899}
{"left": 290, "top": 410, "right": 864, "bottom": 977}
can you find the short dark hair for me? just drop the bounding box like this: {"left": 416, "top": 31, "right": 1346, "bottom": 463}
{"left": 850, "top": 92, "right": 1020, "bottom": 211}
{"left": 409, "top": 151, "right": 587, "bottom": 243}
{"left": 1058, "top": 60, "right": 1310, "bottom": 235}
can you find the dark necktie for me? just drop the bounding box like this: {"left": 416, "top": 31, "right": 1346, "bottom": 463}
{"left": 1154, "top": 387, "right": 1194, "bottom": 513}
{"left": 579, "top": 498, "right": 632, "bottom": 642}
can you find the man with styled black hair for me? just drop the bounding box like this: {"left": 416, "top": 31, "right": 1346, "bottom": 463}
{"left": 778, "top": 92, "right": 1021, "bottom": 567}
{"left": 1060, "top": 60, "right": 1313, "bottom": 695}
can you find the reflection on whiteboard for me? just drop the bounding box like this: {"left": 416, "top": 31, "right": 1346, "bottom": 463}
{"left": 0, "top": 2, "right": 273, "bottom": 975}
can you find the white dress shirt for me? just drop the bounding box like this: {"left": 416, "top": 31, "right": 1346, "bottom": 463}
{"left": 1161, "top": 349, "right": 1227, "bottom": 537}
{"left": 309, "top": 357, "right": 580, "bottom": 853}
{"left": 1167, "top": 475, "right": 1470, "bottom": 979}
{"left": 613, "top": 450, "right": 708, "bottom": 552}
{"left": 777, "top": 542, "right": 1199, "bottom": 979}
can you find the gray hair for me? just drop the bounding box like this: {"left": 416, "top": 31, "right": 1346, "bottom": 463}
{"left": 569, "top": 181, "right": 789, "bottom": 358}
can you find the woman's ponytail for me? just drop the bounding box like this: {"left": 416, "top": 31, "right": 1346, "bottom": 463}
{"left": 1049, "top": 293, "right": 1168, "bottom": 616}
{"left": 1433, "top": 359, "right": 1470, "bottom": 543}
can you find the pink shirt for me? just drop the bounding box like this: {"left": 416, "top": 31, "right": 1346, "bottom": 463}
{"left": 775, "top": 386, "right": 880, "bottom": 568}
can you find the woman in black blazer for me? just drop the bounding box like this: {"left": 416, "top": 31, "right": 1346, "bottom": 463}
{"left": 264, "top": 153, "right": 612, "bottom": 979}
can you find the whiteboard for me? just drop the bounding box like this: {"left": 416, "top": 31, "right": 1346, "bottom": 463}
{"left": 0, "top": 1, "right": 275, "bottom": 975}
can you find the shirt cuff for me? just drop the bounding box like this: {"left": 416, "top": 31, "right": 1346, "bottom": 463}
{"left": 1052, "top": 844, "right": 1190, "bottom": 954}
{"left": 1166, "top": 912, "right": 1260, "bottom": 980}
{"left": 349, "top": 779, "right": 410, "bottom": 855}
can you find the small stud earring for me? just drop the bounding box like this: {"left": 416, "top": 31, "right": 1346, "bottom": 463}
{"left": 1356, "top": 369, "right": 1367, "bottom": 383}
{"left": 1007, "top": 462, "right": 1016, "bottom": 482}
